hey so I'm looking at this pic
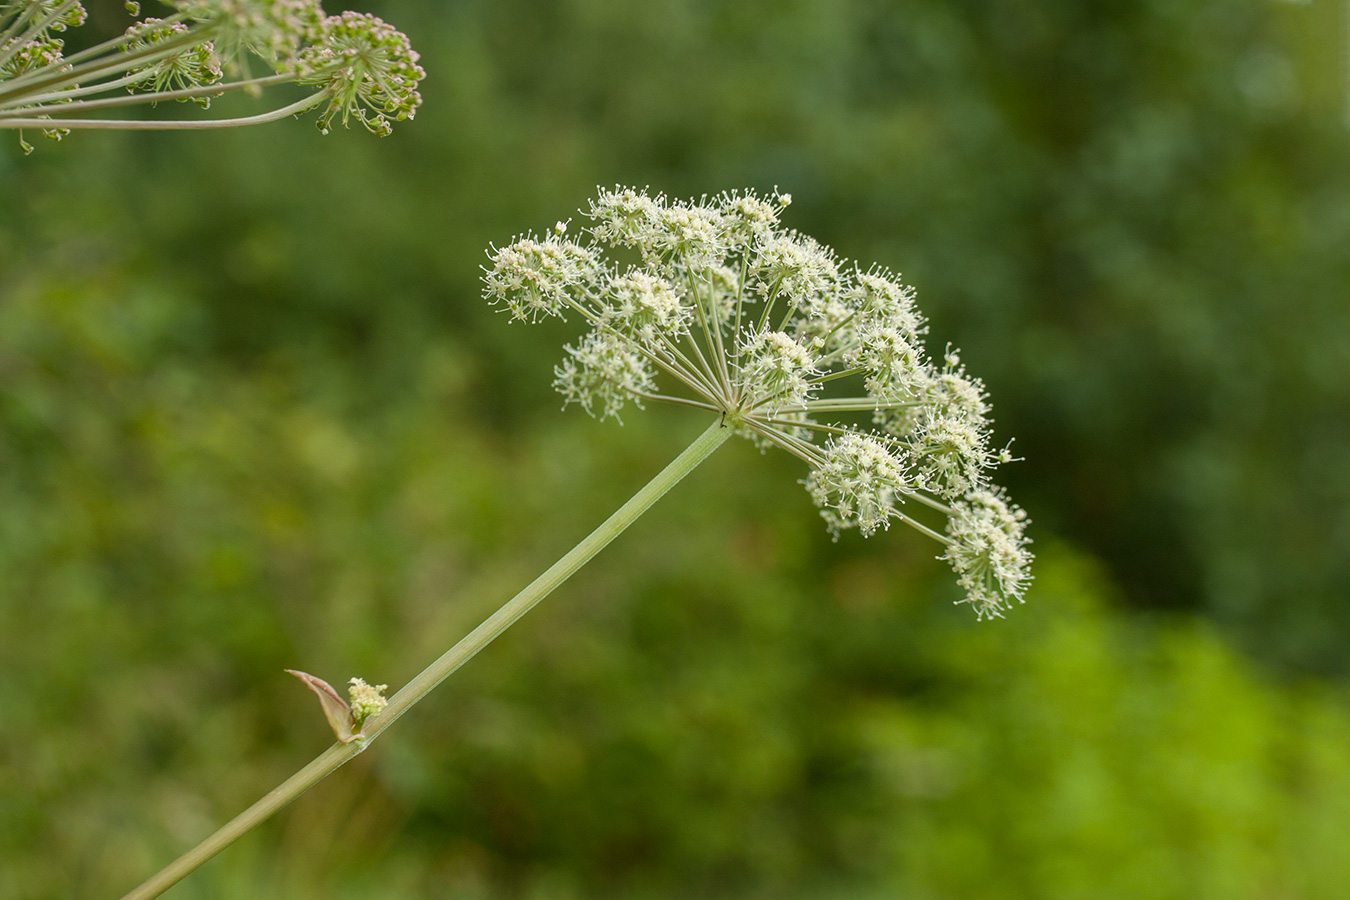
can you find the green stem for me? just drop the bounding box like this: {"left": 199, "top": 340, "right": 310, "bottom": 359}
{"left": 118, "top": 418, "right": 733, "bottom": 900}
{"left": 0, "top": 29, "right": 205, "bottom": 103}
{"left": 1, "top": 71, "right": 293, "bottom": 114}
{"left": 0, "top": 92, "right": 323, "bottom": 130}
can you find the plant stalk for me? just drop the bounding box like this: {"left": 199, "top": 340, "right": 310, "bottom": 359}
{"left": 1, "top": 93, "right": 324, "bottom": 131}
{"left": 119, "top": 417, "right": 733, "bottom": 900}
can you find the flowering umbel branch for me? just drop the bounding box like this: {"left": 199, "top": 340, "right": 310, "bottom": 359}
{"left": 484, "top": 188, "right": 1033, "bottom": 617}
{"left": 0, "top": 0, "right": 422, "bottom": 152}
{"left": 118, "top": 192, "right": 1032, "bottom": 899}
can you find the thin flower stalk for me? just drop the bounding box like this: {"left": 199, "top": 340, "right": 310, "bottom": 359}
{"left": 120, "top": 421, "right": 732, "bottom": 900}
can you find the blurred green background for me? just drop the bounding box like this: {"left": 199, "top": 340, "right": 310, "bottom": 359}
{"left": 4, "top": 0, "right": 1350, "bottom": 896}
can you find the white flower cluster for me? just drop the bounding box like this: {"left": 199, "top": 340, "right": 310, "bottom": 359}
{"left": 942, "top": 489, "right": 1032, "bottom": 618}
{"left": 483, "top": 188, "right": 1032, "bottom": 618}
{"left": 347, "top": 676, "right": 388, "bottom": 726}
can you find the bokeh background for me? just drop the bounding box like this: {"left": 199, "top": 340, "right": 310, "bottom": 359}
{"left": 4, "top": 0, "right": 1350, "bottom": 897}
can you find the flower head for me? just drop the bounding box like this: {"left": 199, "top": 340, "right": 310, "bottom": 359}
{"left": 0, "top": 33, "right": 73, "bottom": 151}
{"left": 483, "top": 187, "right": 1032, "bottom": 617}
{"left": 295, "top": 11, "right": 424, "bottom": 136}
{"left": 0, "top": 33, "right": 64, "bottom": 82}
{"left": 484, "top": 228, "right": 601, "bottom": 322}
{"left": 554, "top": 331, "right": 656, "bottom": 422}
{"left": 170, "top": 0, "right": 321, "bottom": 67}
{"left": 942, "top": 488, "right": 1032, "bottom": 619}
{"left": 347, "top": 677, "right": 388, "bottom": 726}
{"left": 805, "top": 433, "right": 911, "bottom": 538}
{"left": 121, "top": 18, "right": 223, "bottom": 102}
{"left": 0, "top": 1, "right": 86, "bottom": 35}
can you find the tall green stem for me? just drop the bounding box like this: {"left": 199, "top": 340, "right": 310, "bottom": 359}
{"left": 119, "top": 418, "right": 733, "bottom": 900}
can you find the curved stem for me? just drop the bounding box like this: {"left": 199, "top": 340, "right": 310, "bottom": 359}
{"left": 904, "top": 490, "right": 954, "bottom": 516}
{"left": 894, "top": 509, "right": 952, "bottom": 544}
{"left": 365, "top": 418, "right": 731, "bottom": 737}
{"left": 1, "top": 71, "right": 293, "bottom": 114}
{"left": 118, "top": 418, "right": 733, "bottom": 900}
{"left": 0, "top": 92, "right": 322, "bottom": 130}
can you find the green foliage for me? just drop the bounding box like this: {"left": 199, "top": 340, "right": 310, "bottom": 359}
{"left": 3, "top": 0, "right": 1350, "bottom": 895}
{"left": 3, "top": 263, "right": 1350, "bottom": 896}
{"left": 7, "top": 0, "right": 1344, "bottom": 666}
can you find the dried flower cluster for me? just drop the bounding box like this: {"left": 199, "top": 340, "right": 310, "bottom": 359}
{"left": 484, "top": 188, "right": 1032, "bottom": 618}
{"left": 0, "top": 0, "right": 422, "bottom": 150}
